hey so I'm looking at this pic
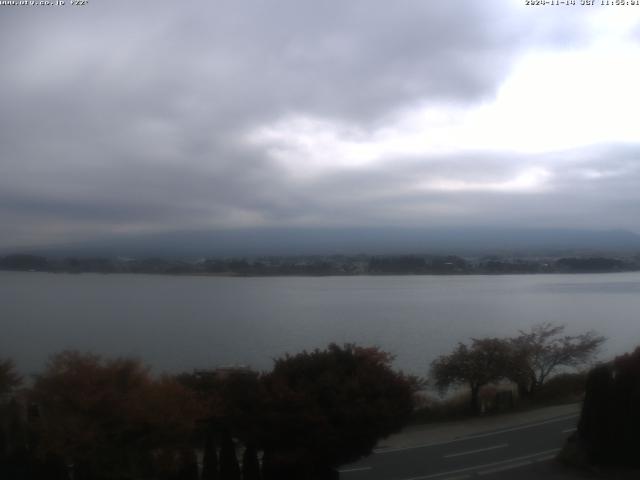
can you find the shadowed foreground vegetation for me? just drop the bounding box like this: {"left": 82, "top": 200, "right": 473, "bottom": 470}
{"left": 560, "top": 345, "right": 640, "bottom": 473}
{"left": 0, "top": 325, "right": 614, "bottom": 479}
{"left": 0, "top": 345, "right": 418, "bottom": 480}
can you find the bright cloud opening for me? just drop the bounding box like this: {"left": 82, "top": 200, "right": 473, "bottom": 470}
{"left": 248, "top": 12, "right": 640, "bottom": 192}
{"left": 419, "top": 167, "right": 551, "bottom": 193}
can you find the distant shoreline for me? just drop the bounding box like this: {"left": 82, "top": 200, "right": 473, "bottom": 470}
{"left": 3, "top": 268, "right": 639, "bottom": 278}
{"left": 2, "top": 252, "right": 639, "bottom": 277}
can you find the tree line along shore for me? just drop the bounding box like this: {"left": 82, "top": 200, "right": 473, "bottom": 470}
{"left": 2, "top": 253, "right": 639, "bottom": 276}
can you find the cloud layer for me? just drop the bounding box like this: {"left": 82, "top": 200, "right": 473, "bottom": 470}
{"left": 1, "top": 1, "right": 640, "bottom": 248}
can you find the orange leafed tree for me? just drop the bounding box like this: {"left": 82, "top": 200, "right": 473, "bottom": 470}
{"left": 259, "top": 343, "right": 419, "bottom": 479}
{"left": 30, "top": 351, "right": 206, "bottom": 479}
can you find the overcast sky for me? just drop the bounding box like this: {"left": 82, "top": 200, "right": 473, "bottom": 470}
{"left": 1, "top": 0, "right": 640, "bottom": 248}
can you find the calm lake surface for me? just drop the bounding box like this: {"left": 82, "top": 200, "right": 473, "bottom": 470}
{"left": 2, "top": 271, "right": 639, "bottom": 375}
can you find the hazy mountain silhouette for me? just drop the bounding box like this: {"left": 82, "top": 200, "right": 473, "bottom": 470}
{"left": 7, "top": 227, "right": 640, "bottom": 259}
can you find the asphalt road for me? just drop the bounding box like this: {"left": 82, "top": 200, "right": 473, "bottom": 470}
{"left": 339, "top": 413, "right": 579, "bottom": 480}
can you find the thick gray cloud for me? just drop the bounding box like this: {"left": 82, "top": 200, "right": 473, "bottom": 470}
{"left": 0, "top": 0, "right": 638, "bottom": 249}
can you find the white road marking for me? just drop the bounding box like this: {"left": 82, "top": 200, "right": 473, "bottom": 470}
{"left": 375, "top": 414, "right": 578, "bottom": 454}
{"left": 534, "top": 454, "right": 558, "bottom": 462}
{"left": 338, "top": 466, "right": 372, "bottom": 473}
{"left": 562, "top": 427, "right": 577, "bottom": 433}
{"left": 479, "top": 453, "right": 559, "bottom": 474}
{"left": 478, "top": 459, "right": 531, "bottom": 475}
{"left": 459, "top": 414, "right": 578, "bottom": 442}
{"left": 398, "top": 448, "right": 561, "bottom": 480}
{"left": 444, "top": 443, "right": 508, "bottom": 459}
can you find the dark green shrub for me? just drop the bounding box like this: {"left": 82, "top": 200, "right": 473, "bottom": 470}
{"left": 576, "top": 347, "right": 640, "bottom": 466}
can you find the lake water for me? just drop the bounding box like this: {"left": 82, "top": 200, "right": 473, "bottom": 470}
{"left": 2, "top": 271, "right": 639, "bottom": 376}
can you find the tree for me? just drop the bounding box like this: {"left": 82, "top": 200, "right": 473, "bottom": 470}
{"left": 242, "top": 442, "right": 261, "bottom": 480}
{"left": 219, "top": 428, "right": 241, "bottom": 480}
{"left": 260, "top": 344, "right": 418, "bottom": 479}
{"left": 431, "top": 338, "right": 513, "bottom": 414}
{"left": 177, "top": 367, "right": 264, "bottom": 479}
{"left": 0, "top": 358, "right": 21, "bottom": 396}
{"left": 30, "top": 351, "right": 204, "bottom": 480}
{"left": 201, "top": 432, "right": 220, "bottom": 480}
{"left": 509, "top": 323, "right": 605, "bottom": 397}
{"left": 176, "top": 448, "right": 199, "bottom": 480}
{"left": 0, "top": 254, "right": 49, "bottom": 271}
{"left": 566, "top": 345, "right": 640, "bottom": 467}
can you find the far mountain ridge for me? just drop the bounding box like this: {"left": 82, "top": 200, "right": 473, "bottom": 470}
{"left": 5, "top": 227, "right": 640, "bottom": 259}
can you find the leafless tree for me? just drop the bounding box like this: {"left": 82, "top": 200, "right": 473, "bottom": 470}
{"left": 509, "top": 323, "right": 605, "bottom": 397}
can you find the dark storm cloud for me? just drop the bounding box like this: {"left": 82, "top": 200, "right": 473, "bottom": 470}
{"left": 0, "top": 0, "right": 636, "bottom": 247}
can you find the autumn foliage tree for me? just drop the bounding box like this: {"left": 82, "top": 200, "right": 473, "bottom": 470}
{"left": 177, "top": 367, "right": 264, "bottom": 479}
{"left": 0, "top": 358, "right": 21, "bottom": 396}
{"left": 0, "top": 357, "right": 25, "bottom": 478}
{"left": 30, "top": 351, "right": 205, "bottom": 480}
{"left": 431, "top": 338, "right": 513, "bottom": 414}
{"left": 259, "top": 343, "right": 419, "bottom": 479}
